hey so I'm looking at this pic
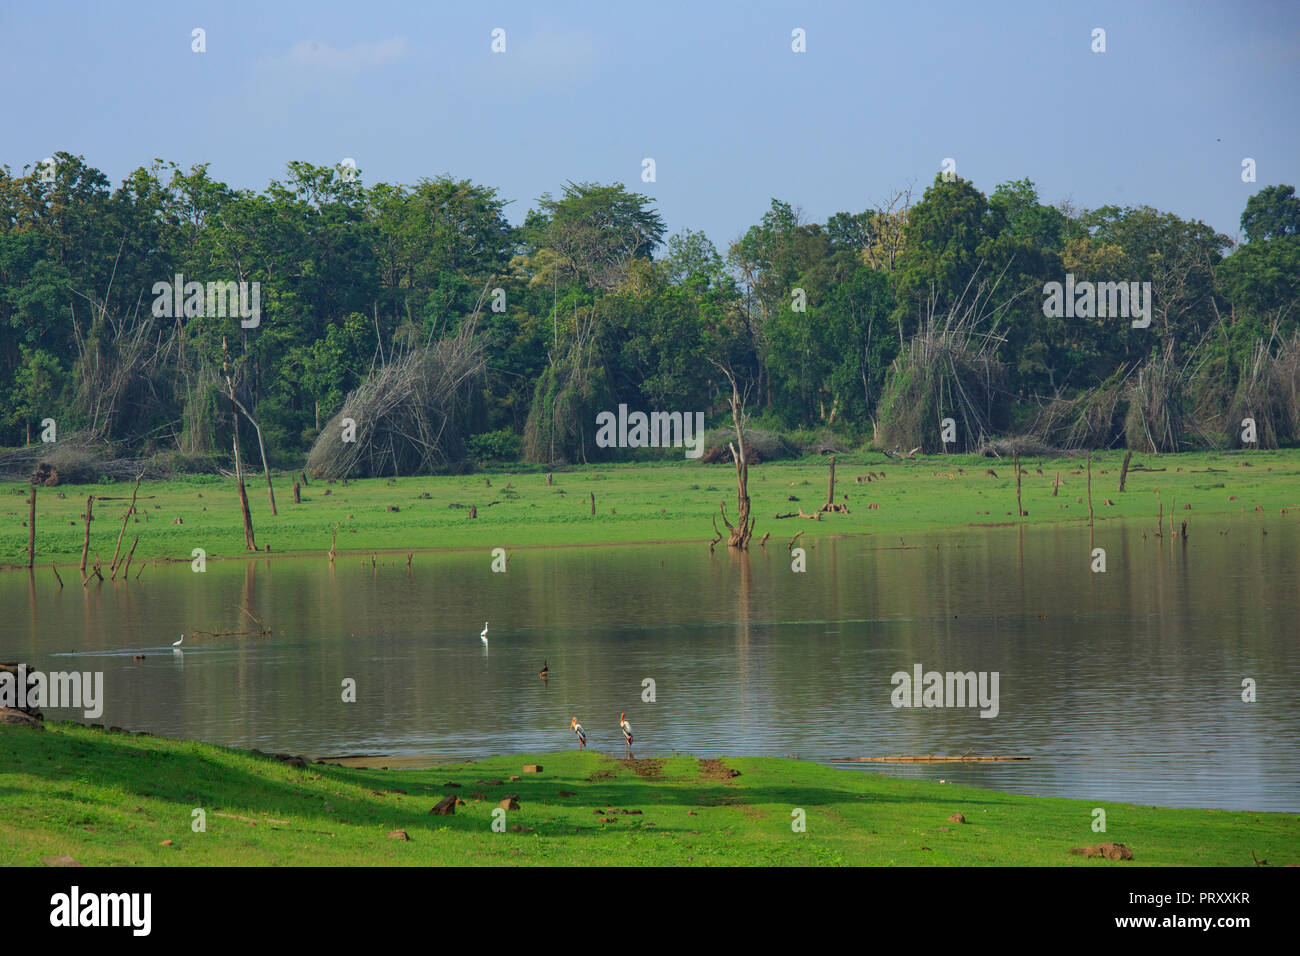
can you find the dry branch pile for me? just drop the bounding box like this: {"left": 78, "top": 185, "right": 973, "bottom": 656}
{"left": 1227, "top": 333, "right": 1300, "bottom": 449}
{"left": 1124, "top": 342, "right": 1188, "bottom": 452}
{"left": 306, "top": 322, "right": 484, "bottom": 478}
{"left": 522, "top": 310, "right": 610, "bottom": 465}
{"left": 1025, "top": 366, "right": 1133, "bottom": 451}
{"left": 876, "top": 286, "right": 1010, "bottom": 454}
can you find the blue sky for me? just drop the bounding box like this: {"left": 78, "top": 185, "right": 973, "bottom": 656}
{"left": 2, "top": 0, "right": 1297, "bottom": 248}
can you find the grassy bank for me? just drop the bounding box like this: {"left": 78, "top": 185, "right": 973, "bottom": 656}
{"left": 2, "top": 449, "right": 1299, "bottom": 567}
{"left": 2, "top": 723, "right": 1296, "bottom": 866}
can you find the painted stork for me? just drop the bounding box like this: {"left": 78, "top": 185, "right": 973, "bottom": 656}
{"left": 619, "top": 712, "right": 633, "bottom": 757}
{"left": 570, "top": 717, "right": 586, "bottom": 750}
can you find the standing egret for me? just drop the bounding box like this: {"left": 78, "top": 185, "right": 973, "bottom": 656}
{"left": 172, "top": 634, "right": 184, "bottom": 647}
{"left": 480, "top": 622, "right": 489, "bottom": 646}
{"left": 619, "top": 712, "right": 634, "bottom": 758}
{"left": 570, "top": 717, "right": 586, "bottom": 750}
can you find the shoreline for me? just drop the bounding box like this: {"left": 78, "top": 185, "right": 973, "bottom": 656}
{"left": 5, "top": 722, "right": 1296, "bottom": 866}
{"left": 4, "top": 447, "right": 1297, "bottom": 571}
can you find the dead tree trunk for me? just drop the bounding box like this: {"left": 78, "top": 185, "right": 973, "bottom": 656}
{"left": 80, "top": 495, "right": 93, "bottom": 583}
{"left": 109, "top": 472, "right": 142, "bottom": 577}
{"left": 224, "top": 344, "right": 257, "bottom": 551}
{"left": 1086, "top": 452, "right": 1094, "bottom": 525}
{"left": 257, "top": 428, "right": 276, "bottom": 516}
{"left": 26, "top": 485, "right": 36, "bottom": 569}
{"left": 713, "top": 365, "right": 755, "bottom": 549}
{"left": 293, "top": 482, "right": 301, "bottom": 504}
{"left": 122, "top": 536, "right": 138, "bottom": 579}
{"left": 1118, "top": 451, "right": 1132, "bottom": 493}
{"left": 233, "top": 435, "right": 256, "bottom": 550}
{"left": 1014, "top": 451, "right": 1023, "bottom": 518}
{"left": 228, "top": 392, "right": 277, "bottom": 516}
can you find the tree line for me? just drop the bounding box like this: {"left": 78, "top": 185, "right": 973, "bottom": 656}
{"left": 2, "top": 153, "right": 1297, "bottom": 475}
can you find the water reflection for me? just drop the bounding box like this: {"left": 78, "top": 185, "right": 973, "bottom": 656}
{"left": 4, "top": 515, "right": 1298, "bottom": 811}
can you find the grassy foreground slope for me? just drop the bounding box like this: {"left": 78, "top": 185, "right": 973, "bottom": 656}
{"left": 2, "top": 723, "right": 1296, "bottom": 866}
{"left": 2, "top": 449, "right": 1298, "bottom": 566}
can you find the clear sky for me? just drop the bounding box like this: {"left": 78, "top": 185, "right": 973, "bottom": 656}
{"left": 2, "top": 0, "right": 1297, "bottom": 248}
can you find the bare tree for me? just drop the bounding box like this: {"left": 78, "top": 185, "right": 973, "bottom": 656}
{"left": 222, "top": 339, "right": 257, "bottom": 550}
{"left": 709, "top": 361, "right": 755, "bottom": 549}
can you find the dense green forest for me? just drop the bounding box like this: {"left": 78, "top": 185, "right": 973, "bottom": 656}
{"left": 1, "top": 154, "right": 1297, "bottom": 476}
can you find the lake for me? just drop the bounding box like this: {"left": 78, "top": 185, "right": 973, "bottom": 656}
{"left": 5, "top": 516, "right": 1298, "bottom": 812}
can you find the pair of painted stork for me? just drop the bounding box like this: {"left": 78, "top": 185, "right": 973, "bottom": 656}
{"left": 570, "top": 714, "right": 634, "bottom": 757}
{"left": 478, "top": 624, "right": 632, "bottom": 755}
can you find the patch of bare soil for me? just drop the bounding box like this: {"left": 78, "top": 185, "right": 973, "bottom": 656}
{"left": 1069, "top": 842, "right": 1134, "bottom": 860}
{"left": 619, "top": 758, "right": 663, "bottom": 777}
{"left": 698, "top": 758, "right": 741, "bottom": 781}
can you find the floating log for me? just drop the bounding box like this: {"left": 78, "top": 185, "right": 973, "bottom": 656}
{"left": 832, "top": 754, "right": 1030, "bottom": 763}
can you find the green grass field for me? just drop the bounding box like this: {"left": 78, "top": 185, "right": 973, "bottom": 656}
{"left": 3, "top": 722, "right": 1296, "bottom": 866}
{"left": 3, "top": 448, "right": 1298, "bottom": 567}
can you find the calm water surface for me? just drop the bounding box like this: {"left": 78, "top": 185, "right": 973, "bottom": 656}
{"left": 4, "top": 517, "right": 1298, "bottom": 811}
